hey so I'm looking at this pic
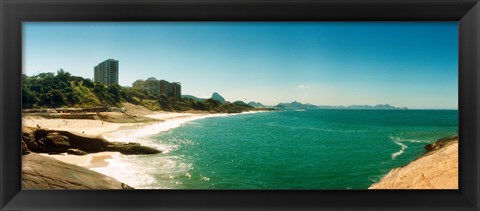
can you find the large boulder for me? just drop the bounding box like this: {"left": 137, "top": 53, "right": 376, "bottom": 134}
{"left": 32, "top": 129, "right": 160, "bottom": 155}
{"left": 63, "top": 132, "right": 109, "bottom": 152}
{"left": 22, "top": 128, "right": 39, "bottom": 151}
{"left": 106, "top": 142, "right": 161, "bottom": 155}
{"left": 424, "top": 136, "right": 458, "bottom": 153}
{"left": 34, "top": 129, "right": 109, "bottom": 152}
{"left": 22, "top": 153, "right": 133, "bottom": 189}
{"left": 39, "top": 133, "right": 70, "bottom": 153}
{"left": 425, "top": 142, "right": 444, "bottom": 152}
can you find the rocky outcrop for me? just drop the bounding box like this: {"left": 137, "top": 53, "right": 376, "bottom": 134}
{"left": 67, "top": 148, "right": 87, "bottom": 155}
{"left": 106, "top": 142, "right": 161, "bottom": 155}
{"left": 21, "top": 140, "right": 30, "bottom": 155}
{"left": 211, "top": 92, "right": 226, "bottom": 103}
{"left": 22, "top": 128, "right": 160, "bottom": 155}
{"left": 34, "top": 129, "right": 109, "bottom": 152}
{"left": 424, "top": 136, "right": 457, "bottom": 154}
{"left": 40, "top": 132, "right": 70, "bottom": 152}
{"left": 22, "top": 127, "right": 38, "bottom": 151}
{"left": 369, "top": 137, "right": 458, "bottom": 189}
{"left": 22, "top": 153, "right": 133, "bottom": 189}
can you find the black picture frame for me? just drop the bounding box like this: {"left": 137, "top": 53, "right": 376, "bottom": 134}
{"left": 1, "top": 0, "right": 479, "bottom": 210}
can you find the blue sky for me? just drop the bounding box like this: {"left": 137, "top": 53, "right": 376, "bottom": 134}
{"left": 23, "top": 22, "right": 458, "bottom": 109}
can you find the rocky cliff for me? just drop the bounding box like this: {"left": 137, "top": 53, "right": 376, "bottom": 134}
{"left": 369, "top": 137, "right": 458, "bottom": 189}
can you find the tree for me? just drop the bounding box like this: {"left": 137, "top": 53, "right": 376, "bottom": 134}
{"left": 56, "top": 69, "right": 71, "bottom": 83}
{"left": 37, "top": 72, "right": 55, "bottom": 79}
{"left": 107, "top": 84, "right": 122, "bottom": 103}
{"left": 48, "top": 89, "right": 66, "bottom": 107}
{"left": 193, "top": 101, "right": 207, "bottom": 110}
{"left": 204, "top": 99, "right": 220, "bottom": 109}
{"left": 82, "top": 78, "right": 94, "bottom": 88}
{"left": 158, "top": 95, "right": 170, "bottom": 110}
{"left": 22, "top": 87, "right": 39, "bottom": 108}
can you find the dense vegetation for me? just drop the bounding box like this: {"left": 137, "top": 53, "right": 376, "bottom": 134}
{"left": 22, "top": 70, "right": 254, "bottom": 113}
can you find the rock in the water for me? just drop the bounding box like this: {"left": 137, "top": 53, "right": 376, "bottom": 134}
{"left": 425, "top": 143, "right": 442, "bottom": 152}
{"left": 424, "top": 136, "right": 457, "bottom": 153}
{"left": 67, "top": 148, "right": 87, "bottom": 155}
{"left": 22, "top": 153, "right": 133, "bottom": 189}
{"left": 106, "top": 142, "right": 161, "bottom": 155}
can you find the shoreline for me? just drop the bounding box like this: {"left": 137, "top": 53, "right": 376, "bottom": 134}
{"left": 26, "top": 110, "right": 268, "bottom": 188}
{"left": 24, "top": 109, "right": 456, "bottom": 189}
{"left": 369, "top": 136, "right": 458, "bottom": 189}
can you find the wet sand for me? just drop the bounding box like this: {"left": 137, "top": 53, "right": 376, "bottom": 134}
{"left": 42, "top": 151, "right": 119, "bottom": 168}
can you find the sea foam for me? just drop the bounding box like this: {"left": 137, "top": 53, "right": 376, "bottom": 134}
{"left": 94, "top": 111, "right": 266, "bottom": 188}
{"left": 91, "top": 153, "right": 193, "bottom": 189}
{"left": 390, "top": 137, "right": 408, "bottom": 160}
{"left": 103, "top": 112, "right": 265, "bottom": 144}
{"left": 389, "top": 136, "right": 437, "bottom": 160}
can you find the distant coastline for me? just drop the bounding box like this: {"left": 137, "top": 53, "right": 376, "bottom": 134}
{"left": 273, "top": 101, "right": 409, "bottom": 110}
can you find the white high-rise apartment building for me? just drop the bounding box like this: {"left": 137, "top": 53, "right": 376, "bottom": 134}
{"left": 94, "top": 59, "right": 119, "bottom": 85}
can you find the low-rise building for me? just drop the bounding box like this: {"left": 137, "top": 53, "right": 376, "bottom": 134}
{"left": 145, "top": 77, "right": 160, "bottom": 95}
{"left": 132, "top": 77, "right": 181, "bottom": 98}
{"left": 132, "top": 80, "right": 145, "bottom": 89}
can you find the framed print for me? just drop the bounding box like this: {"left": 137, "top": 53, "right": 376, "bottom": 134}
{"left": 1, "top": 0, "right": 479, "bottom": 210}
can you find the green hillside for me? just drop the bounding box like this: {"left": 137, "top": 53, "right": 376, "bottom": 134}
{"left": 22, "top": 70, "right": 254, "bottom": 113}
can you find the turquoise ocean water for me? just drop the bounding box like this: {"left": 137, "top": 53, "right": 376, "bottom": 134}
{"left": 97, "top": 109, "right": 458, "bottom": 189}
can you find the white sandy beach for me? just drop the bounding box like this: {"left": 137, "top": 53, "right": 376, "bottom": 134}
{"left": 25, "top": 110, "right": 267, "bottom": 188}
{"left": 22, "top": 111, "right": 207, "bottom": 136}
{"left": 41, "top": 151, "right": 120, "bottom": 168}
{"left": 25, "top": 111, "right": 231, "bottom": 172}
{"left": 23, "top": 116, "right": 129, "bottom": 136}
{"left": 24, "top": 112, "right": 208, "bottom": 168}
{"left": 145, "top": 112, "right": 204, "bottom": 120}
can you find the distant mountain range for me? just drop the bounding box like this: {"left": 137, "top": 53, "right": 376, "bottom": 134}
{"left": 211, "top": 92, "right": 226, "bottom": 103}
{"left": 275, "top": 101, "right": 408, "bottom": 110}
{"left": 182, "top": 93, "right": 266, "bottom": 108}
{"left": 275, "top": 101, "right": 319, "bottom": 110}
{"left": 247, "top": 101, "right": 264, "bottom": 107}
{"left": 182, "top": 94, "right": 406, "bottom": 110}
{"left": 182, "top": 92, "right": 226, "bottom": 103}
